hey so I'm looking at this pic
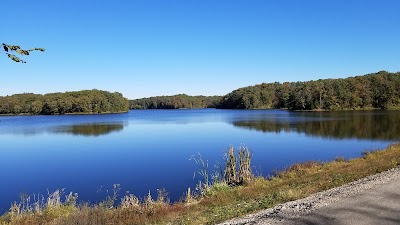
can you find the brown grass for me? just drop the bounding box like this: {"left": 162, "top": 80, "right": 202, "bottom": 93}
{"left": 1, "top": 144, "right": 400, "bottom": 225}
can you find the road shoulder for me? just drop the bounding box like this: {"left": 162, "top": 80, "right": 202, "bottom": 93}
{"left": 218, "top": 167, "right": 400, "bottom": 225}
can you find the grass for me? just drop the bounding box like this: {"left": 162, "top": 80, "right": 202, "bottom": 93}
{"left": 1, "top": 144, "right": 400, "bottom": 225}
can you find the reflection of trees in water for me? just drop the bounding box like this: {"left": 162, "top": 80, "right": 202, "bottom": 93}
{"left": 233, "top": 111, "right": 400, "bottom": 141}
{"left": 55, "top": 123, "right": 125, "bottom": 136}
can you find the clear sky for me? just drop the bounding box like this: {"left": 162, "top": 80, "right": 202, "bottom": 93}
{"left": 2, "top": 0, "right": 400, "bottom": 99}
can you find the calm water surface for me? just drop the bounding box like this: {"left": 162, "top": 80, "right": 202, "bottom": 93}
{"left": 0, "top": 109, "right": 398, "bottom": 213}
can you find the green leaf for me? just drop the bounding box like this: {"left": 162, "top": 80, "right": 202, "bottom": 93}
{"left": 7, "top": 45, "right": 21, "bottom": 51}
{"left": 36, "top": 48, "right": 45, "bottom": 52}
{"left": 16, "top": 49, "right": 30, "bottom": 55}
{"left": 28, "top": 48, "right": 45, "bottom": 52}
{"left": 7, "top": 54, "right": 26, "bottom": 63}
{"left": 2, "top": 43, "right": 8, "bottom": 52}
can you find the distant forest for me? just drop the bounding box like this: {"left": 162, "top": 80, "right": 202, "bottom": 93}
{"left": 130, "top": 94, "right": 222, "bottom": 109}
{"left": 217, "top": 71, "right": 400, "bottom": 110}
{"left": 0, "top": 90, "right": 129, "bottom": 115}
{"left": 2, "top": 71, "right": 399, "bottom": 114}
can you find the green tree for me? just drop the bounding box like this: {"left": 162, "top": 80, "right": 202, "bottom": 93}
{"left": 218, "top": 71, "right": 400, "bottom": 111}
{"left": 130, "top": 94, "right": 222, "bottom": 110}
{"left": 0, "top": 90, "right": 128, "bottom": 115}
{"left": 30, "top": 100, "right": 43, "bottom": 114}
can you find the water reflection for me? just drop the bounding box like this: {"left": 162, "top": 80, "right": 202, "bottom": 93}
{"left": 233, "top": 111, "right": 400, "bottom": 141}
{"left": 0, "top": 123, "right": 126, "bottom": 137}
{"left": 53, "top": 123, "right": 125, "bottom": 136}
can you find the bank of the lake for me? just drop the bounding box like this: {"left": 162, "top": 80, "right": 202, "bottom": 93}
{"left": 1, "top": 144, "right": 399, "bottom": 225}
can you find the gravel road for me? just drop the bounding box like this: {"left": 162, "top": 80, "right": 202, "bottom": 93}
{"left": 218, "top": 167, "right": 400, "bottom": 225}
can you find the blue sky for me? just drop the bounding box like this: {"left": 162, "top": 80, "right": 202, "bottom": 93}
{"left": 2, "top": 0, "right": 400, "bottom": 99}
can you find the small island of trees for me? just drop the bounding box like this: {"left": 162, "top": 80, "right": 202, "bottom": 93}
{"left": 0, "top": 89, "right": 129, "bottom": 115}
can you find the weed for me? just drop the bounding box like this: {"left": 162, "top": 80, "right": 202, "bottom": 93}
{"left": 224, "top": 146, "right": 237, "bottom": 185}
{"left": 335, "top": 156, "right": 346, "bottom": 162}
{"left": 98, "top": 184, "right": 121, "bottom": 209}
{"left": 185, "top": 187, "right": 193, "bottom": 203}
{"left": 120, "top": 193, "right": 140, "bottom": 209}
{"left": 190, "top": 153, "right": 211, "bottom": 194}
{"left": 238, "top": 145, "right": 252, "bottom": 184}
{"left": 224, "top": 145, "right": 253, "bottom": 185}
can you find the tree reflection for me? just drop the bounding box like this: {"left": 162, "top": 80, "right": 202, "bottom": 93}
{"left": 54, "top": 123, "right": 125, "bottom": 137}
{"left": 233, "top": 111, "right": 400, "bottom": 141}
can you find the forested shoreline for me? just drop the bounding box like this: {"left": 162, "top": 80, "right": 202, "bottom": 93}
{"left": 130, "top": 94, "right": 221, "bottom": 109}
{"left": 0, "top": 90, "right": 129, "bottom": 115}
{"left": 2, "top": 71, "right": 399, "bottom": 114}
{"left": 217, "top": 71, "right": 400, "bottom": 110}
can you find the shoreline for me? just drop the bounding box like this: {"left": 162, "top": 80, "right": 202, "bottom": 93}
{"left": 3, "top": 108, "right": 399, "bottom": 116}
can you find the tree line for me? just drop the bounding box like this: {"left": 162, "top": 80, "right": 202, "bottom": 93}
{"left": 0, "top": 89, "right": 129, "bottom": 115}
{"left": 217, "top": 71, "right": 400, "bottom": 110}
{"left": 130, "top": 94, "right": 222, "bottom": 109}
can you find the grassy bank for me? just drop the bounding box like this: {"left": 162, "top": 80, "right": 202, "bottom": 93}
{"left": 1, "top": 144, "right": 400, "bottom": 225}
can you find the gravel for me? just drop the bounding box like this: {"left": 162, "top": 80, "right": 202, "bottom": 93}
{"left": 217, "top": 167, "right": 400, "bottom": 225}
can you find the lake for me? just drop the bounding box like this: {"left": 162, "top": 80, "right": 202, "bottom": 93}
{"left": 0, "top": 109, "right": 398, "bottom": 213}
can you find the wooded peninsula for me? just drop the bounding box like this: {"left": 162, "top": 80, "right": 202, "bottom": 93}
{"left": 0, "top": 89, "right": 129, "bottom": 115}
